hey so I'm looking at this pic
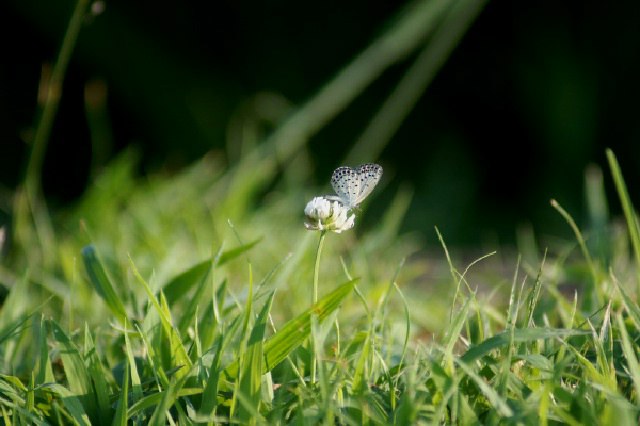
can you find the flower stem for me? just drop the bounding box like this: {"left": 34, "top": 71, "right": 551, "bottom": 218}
{"left": 313, "top": 231, "right": 326, "bottom": 305}
{"left": 311, "top": 230, "right": 326, "bottom": 384}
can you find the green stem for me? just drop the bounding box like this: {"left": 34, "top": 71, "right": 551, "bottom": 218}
{"left": 18, "top": 0, "right": 90, "bottom": 264}
{"left": 313, "top": 231, "right": 326, "bottom": 305}
{"left": 311, "top": 230, "right": 327, "bottom": 384}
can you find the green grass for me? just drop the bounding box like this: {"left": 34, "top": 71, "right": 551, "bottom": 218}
{"left": 3, "top": 148, "right": 640, "bottom": 425}
{"left": 3, "top": 0, "right": 640, "bottom": 424}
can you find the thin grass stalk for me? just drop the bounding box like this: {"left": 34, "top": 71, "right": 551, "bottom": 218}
{"left": 311, "top": 230, "right": 327, "bottom": 384}
{"left": 606, "top": 149, "right": 640, "bottom": 291}
{"left": 345, "top": 0, "right": 489, "bottom": 164}
{"left": 550, "top": 199, "right": 599, "bottom": 311}
{"left": 17, "top": 0, "right": 91, "bottom": 266}
{"left": 219, "top": 0, "right": 460, "bottom": 214}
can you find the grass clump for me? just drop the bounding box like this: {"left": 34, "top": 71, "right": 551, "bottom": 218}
{"left": 2, "top": 147, "right": 640, "bottom": 424}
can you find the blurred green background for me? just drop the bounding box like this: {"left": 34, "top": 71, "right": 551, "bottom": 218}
{"left": 1, "top": 0, "right": 640, "bottom": 245}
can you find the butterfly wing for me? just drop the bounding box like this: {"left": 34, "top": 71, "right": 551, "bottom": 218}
{"left": 353, "top": 163, "right": 383, "bottom": 206}
{"left": 331, "top": 166, "right": 361, "bottom": 208}
{"left": 330, "top": 163, "right": 383, "bottom": 209}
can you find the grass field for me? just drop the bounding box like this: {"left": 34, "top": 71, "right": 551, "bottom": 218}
{"left": 3, "top": 144, "right": 640, "bottom": 425}
{"left": 3, "top": 0, "right": 640, "bottom": 424}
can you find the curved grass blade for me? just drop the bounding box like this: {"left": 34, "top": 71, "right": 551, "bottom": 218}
{"left": 461, "top": 328, "right": 590, "bottom": 363}
{"left": 49, "top": 320, "right": 98, "bottom": 424}
{"left": 81, "top": 245, "right": 127, "bottom": 324}
{"left": 217, "top": 238, "right": 262, "bottom": 266}
{"left": 162, "top": 258, "right": 213, "bottom": 306}
{"left": 39, "top": 383, "right": 91, "bottom": 426}
{"left": 161, "top": 239, "right": 260, "bottom": 306}
{"left": 606, "top": 149, "right": 640, "bottom": 270}
{"left": 225, "top": 278, "right": 357, "bottom": 378}
{"left": 616, "top": 313, "right": 640, "bottom": 401}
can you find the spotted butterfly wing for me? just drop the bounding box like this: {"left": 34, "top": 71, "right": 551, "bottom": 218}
{"left": 330, "top": 163, "right": 383, "bottom": 209}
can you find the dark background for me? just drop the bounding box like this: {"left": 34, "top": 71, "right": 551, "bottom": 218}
{"left": 1, "top": 0, "right": 639, "bottom": 245}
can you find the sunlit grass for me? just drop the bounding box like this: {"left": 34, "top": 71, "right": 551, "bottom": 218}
{"left": 2, "top": 142, "right": 640, "bottom": 424}
{"left": 3, "top": 0, "right": 640, "bottom": 424}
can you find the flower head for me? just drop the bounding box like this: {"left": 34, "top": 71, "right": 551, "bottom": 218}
{"left": 304, "top": 196, "right": 355, "bottom": 233}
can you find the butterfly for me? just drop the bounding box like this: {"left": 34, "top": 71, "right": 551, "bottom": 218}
{"left": 327, "top": 163, "right": 383, "bottom": 209}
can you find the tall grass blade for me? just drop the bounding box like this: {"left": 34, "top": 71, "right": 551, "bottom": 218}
{"left": 525, "top": 250, "right": 546, "bottom": 327}
{"left": 48, "top": 320, "right": 96, "bottom": 422}
{"left": 35, "top": 315, "right": 54, "bottom": 385}
{"left": 236, "top": 292, "right": 275, "bottom": 424}
{"left": 197, "top": 333, "right": 226, "bottom": 418}
{"left": 225, "top": 278, "right": 357, "bottom": 378}
{"left": 122, "top": 319, "right": 144, "bottom": 404}
{"left": 606, "top": 149, "right": 640, "bottom": 270}
{"left": 550, "top": 199, "right": 599, "bottom": 310}
{"left": 82, "top": 245, "right": 127, "bottom": 324}
{"left": 444, "top": 296, "right": 471, "bottom": 358}
{"left": 112, "top": 362, "right": 129, "bottom": 426}
{"left": 162, "top": 258, "right": 213, "bottom": 305}
{"left": 83, "top": 325, "right": 111, "bottom": 425}
{"left": 351, "top": 324, "right": 372, "bottom": 395}
{"left": 346, "top": 0, "right": 488, "bottom": 163}
{"left": 615, "top": 313, "right": 640, "bottom": 403}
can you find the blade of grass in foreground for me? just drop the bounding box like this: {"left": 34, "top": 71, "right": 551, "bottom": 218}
{"left": 48, "top": 321, "right": 95, "bottom": 423}
{"left": 616, "top": 313, "right": 640, "bottom": 402}
{"left": 83, "top": 325, "right": 111, "bottom": 423}
{"left": 236, "top": 292, "right": 275, "bottom": 424}
{"left": 460, "top": 328, "right": 590, "bottom": 363}
{"left": 162, "top": 238, "right": 261, "bottom": 305}
{"left": 40, "top": 383, "right": 91, "bottom": 426}
{"left": 112, "top": 362, "right": 129, "bottom": 426}
{"left": 82, "top": 245, "right": 127, "bottom": 324}
{"left": 129, "top": 255, "right": 192, "bottom": 379}
{"left": 225, "top": 278, "right": 357, "bottom": 378}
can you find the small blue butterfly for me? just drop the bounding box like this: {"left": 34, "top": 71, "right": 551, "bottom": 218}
{"left": 327, "top": 163, "right": 383, "bottom": 209}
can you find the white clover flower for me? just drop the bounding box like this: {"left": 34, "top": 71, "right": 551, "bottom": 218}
{"left": 304, "top": 196, "right": 355, "bottom": 233}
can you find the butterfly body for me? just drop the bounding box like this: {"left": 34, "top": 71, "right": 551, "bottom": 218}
{"left": 328, "top": 163, "right": 383, "bottom": 209}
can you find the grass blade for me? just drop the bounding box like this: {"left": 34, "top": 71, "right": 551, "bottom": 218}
{"left": 225, "top": 278, "right": 357, "bottom": 378}
{"left": 612, "top": 272, "right": 640, "bottom": 328}
{"left": 48, "top": 320, "right": 96, "bottom": 423}
{"left": 455, "top": 358, "right": 513, "bottom": 417}
{"left": 461, "top": 327, "right": 589, "bottom": 363}
{"left": 129, "top": 255, "right": 192, "bottom": 379}
{"left": 82, "top": 245, "right": 127, "bottom": 324}
{"left": 606, "top": 149, "right": 640, "bottom": 270}
{"left": 112, "top": 361, "right": 129, "bottom": 426}
{"left": 550, "top": 199, "right": 599, "bottom": 310}
{"left": 162, "top": 258, "right": 213, "bottom": 305}
{"left": 236, "top": 292, "right": 275, "bottom": 424}
{"left": 615, "top": 313, "right": 640, "bottom": 403}
{"left": 83, "top": 325, "right": 111, "bottom": 425}
{"left": 40, "top": 383, "right": 91, "bottom": 426}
